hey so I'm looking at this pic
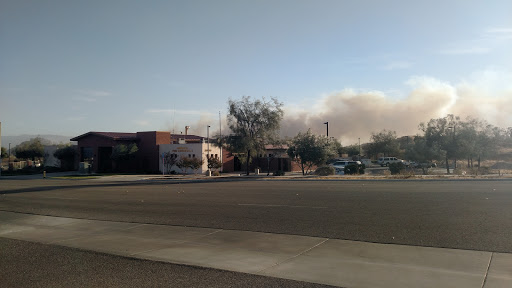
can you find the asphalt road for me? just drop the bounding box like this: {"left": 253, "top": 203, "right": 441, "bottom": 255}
{"left": 1, "top": 178, "right": 511, "bottom": 252}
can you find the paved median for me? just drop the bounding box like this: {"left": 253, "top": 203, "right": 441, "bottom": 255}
{"left": 0, "top": 211, "right": 510, "bottom": 288}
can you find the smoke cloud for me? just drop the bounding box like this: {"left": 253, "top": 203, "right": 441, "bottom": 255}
{"left": 280, "top": 72, "right": 512, "bottom": 145}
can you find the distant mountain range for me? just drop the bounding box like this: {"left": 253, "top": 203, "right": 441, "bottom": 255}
{"left": 1, "top": 135, "right": 75, "bottom": 148}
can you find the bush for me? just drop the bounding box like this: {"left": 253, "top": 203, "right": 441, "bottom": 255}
{"left": 344, "top": 163, "right": 365, "bottom": 175}
{"left": 314, "top": 166, "right": 335, "bottom": 176}
{"left": 389, "top": 162, "right": 406, "bottom": 175}
{"left": 273, "top": 170, "right": 285, "bottom": 176}
{"left": 454, "top": 166, "right": 492, "bottom": 176}
{"left": 212, "top": 171, "right": 221, "bottom": 176}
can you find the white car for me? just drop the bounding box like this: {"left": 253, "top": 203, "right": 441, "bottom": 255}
{"left": 331, "top": 160, "right": 362, "bottom": 174}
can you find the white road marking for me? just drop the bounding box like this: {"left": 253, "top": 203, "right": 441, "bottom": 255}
{"left": 238, "top": 204, "right": 327, "bottom": 209}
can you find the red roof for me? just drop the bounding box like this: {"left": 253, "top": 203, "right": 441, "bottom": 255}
{"left": 70, "top": 131, "right": 138, "bottom": 141}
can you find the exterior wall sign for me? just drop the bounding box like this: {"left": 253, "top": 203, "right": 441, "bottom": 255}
{"left": 172, "top": 147, "right": 193, "bottom": 153}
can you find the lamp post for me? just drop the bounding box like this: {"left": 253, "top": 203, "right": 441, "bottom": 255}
{"left": 8, "top": 143, "right": 11, "bottom": 161}
{"left": 324, "top": 122, "right": 328, "bottom": 137}
{"left": 358, "top": 138, "right": 361, "bottom": 160}
{"left": 448, "top": 126, "right": 456, "bottom": 169}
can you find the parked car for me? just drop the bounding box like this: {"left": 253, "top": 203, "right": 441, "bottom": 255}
{"left": 377, "top": 157, "right": 403, "bottom": 167}
{"left": 331, "top": 160, "right": 362, "bottom": 174}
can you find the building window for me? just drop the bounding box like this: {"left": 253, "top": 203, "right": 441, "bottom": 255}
{"left": 193, "top": 154, "right": 195, "bottom": 158}
{"left": 215, "top": 154, "right": 218, "bottom": 159}
{"left": 188, "top": 154, "right": 191, "bottom": 158}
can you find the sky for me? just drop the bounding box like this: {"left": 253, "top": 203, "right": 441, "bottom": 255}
{"left": 1, "top": 0, "right": 511, "bottom": 145}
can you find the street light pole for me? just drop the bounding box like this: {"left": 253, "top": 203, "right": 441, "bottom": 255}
{"left": 324, "top": 122, "right": 328, "bottom": 137}
{"left": 448, "top": 126, "right": 457, "bottom": 169}
{"left": 358, "top": 138, "right": 361, "bottom": 160}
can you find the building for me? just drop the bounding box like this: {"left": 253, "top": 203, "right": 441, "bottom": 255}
{"left": 70, "top": 130, "right": 300, "bottom": 174}
{"left": 71, "top": 131, "right": 171, "bottom": 173}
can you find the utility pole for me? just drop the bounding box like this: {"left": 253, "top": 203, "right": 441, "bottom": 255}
{"left": 219, "top": 111, "right": 223, "bottom": 172}
{"left": 207, "top": 125, "right": 210, "bottom": 165}
{"left": 324, "top": 122, "right": 328, "bottom": 137}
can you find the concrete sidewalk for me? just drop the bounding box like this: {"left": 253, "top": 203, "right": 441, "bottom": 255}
{"left": 1, "top": 211, "right": 510, "bottom": 288}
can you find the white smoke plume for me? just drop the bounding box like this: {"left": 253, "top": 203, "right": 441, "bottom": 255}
{"left": 280, "top": 71, "right": 512, "bottom": 145}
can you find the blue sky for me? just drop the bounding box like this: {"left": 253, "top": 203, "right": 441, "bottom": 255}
{"left": 1, "top": 0, "right": 511, "bottom": 143}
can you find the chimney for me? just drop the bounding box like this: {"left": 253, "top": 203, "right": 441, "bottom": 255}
{"left": 185, "top": 126, "right": 190, "bottom": 135}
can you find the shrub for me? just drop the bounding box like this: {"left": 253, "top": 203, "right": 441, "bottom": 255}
{"left": 389, "top": 162, "right": 406, "bottom": 175}
{"left": 212, "top": 171, "right": 221, "bottom": 176}
{"left": 314, "top": 166, "right": 335, "bottom": 176}
{"left": 273, "top": 170, "right": 285, "bottom": 176}
{"left": 344, "top": 163, "right": 365, "bottom": 175}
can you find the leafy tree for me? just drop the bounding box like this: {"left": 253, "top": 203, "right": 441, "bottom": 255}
{"left": 420, "top": 115, "right": 503, "bottom": 173}
{"left": 14, "top": 137, "right": 45, "bottom": 160}
{"left": 54, "top": 145, "right": 77, "bottom": 171}
{"left": 176, "top": 156, "right": 203, "bottom": 174}
{"left": 340, "top": 144, "right": 360, "bottom": 157}
{"left": 176, "top": 157, "right": 192, "bottom": 174}
{"left": 223, "top": 96, "right": 284, "bottom": 175}
{"left": 404, "top": 136, "right": 443, "bottom": 174}
{"left": 1, "top": 147, "right": 7, "bottom": 158}
{"left": 365, "top": 130, "right": 400, "bottom": 158}
{"left": 287, "top": 129, "right": 337, "bottom": 175}
{"left": 207, "top": 157, "right": 222, "bottom": 171}
{"left": 420, "top": 114, "right": 459, "bottom": 174}
{"left": 189, "top": 157, "right": 204, "bottom": 174}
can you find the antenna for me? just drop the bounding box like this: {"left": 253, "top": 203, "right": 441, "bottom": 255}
{"left": 172, "top": 105, "right": 176, "bottom": 134}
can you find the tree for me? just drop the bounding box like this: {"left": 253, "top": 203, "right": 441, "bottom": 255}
{"left": 340, "top": 144, "right": 360, "bottom": 157}
{"left": 189, "top": 157, "right": 204, "bottom": 174}
{"left": 420, "top": 114, "right": 459, "bottom": 174}
{"left": 176, "top": 157, "right": 191, "bottom": 174}
{"left": 365, "top": 130, "right": 400, "bottom": 159}
{"left": 287, "top": 129, "right": 337, "bottom": 175}
{"left": 163, "top": 152, "right": 178, "bottom": 174}
{"left": 419, "top": 115, "right": 503, "bottom": 173}
{"left": 54, "top": 145, "right": 77, "bottom": 171}
{"left": 224, "top": 96, "right": 284, "bottom": 175}
{"left": 1, "top": 147, "right": 7, "bottom": 158}
{"left": 14, "top": 137, "right": 45, "bottom": 160}
{"left": 176, "top": 156, "right": 203, "bottom": 174}
{"left": 404, "top": 136, "right": 443, "bottom": 174}
{"left": 207, "top": 157, "right": 222, "bottom": 171}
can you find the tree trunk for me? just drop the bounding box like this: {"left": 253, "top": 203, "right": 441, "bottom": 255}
{"left": 445, "top": 155, "right": 450, "bottom": 174}
{"left": 467, "top": 158, "right": 470, "bottom": 168}
{"left": 478, "top": 155, "right": 481, "bottom": 169}
{"left": 246, "top": 149, "right": 251, "bottom": 176}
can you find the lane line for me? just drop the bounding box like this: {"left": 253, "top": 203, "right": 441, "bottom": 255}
{"left": 238, "top": 204, "right": 327, "bottom": 209}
